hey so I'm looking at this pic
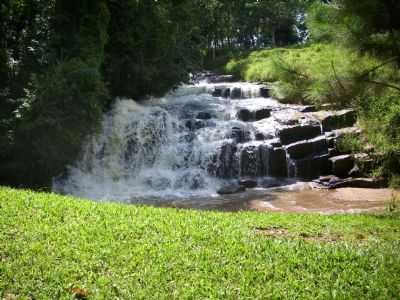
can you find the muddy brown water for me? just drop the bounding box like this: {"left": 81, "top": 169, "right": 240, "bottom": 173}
{"left": 133, "top": 184, "right": 397, "bottom": 214}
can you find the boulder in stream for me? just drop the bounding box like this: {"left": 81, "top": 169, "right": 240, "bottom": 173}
{"left": 239, "top": 178, "right": 258, "bottom": 188}
{"left": 217, "top": 184, "right": 246, "bottom": 195}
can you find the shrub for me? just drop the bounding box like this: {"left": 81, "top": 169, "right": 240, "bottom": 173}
{"left": 10, "top": 58, "right": 109, "bottom": 188}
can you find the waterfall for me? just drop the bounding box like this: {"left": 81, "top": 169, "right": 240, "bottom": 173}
{"left": 53, "top": 79, "right": 337, "bottom": 202}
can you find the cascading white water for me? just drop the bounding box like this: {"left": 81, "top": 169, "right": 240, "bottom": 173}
{"left": 54, "top": 79, "right": 331, "bottom": 202}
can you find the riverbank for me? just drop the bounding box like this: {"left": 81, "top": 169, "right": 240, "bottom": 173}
{"left": 1, "top": 187, "right": 399, "bottom": 299}
{"left": 136, "top": 183, "right": 398, "bottom": 214}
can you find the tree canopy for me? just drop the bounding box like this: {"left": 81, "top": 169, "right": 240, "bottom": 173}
{"left": 1, "top": 0, "right": 399, "bottom": 188}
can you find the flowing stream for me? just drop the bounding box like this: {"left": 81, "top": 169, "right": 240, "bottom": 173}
{"left": 53, "top": 78, "right": 330, "bottom": 202}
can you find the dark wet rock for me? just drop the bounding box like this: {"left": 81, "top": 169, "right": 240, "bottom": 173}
{"left": 258, "top": 144, "right": 270, "bottom": 176}
{"left": 231, "top": 126, "right": 251, "bottom": 143}
{"left": 216, "top": 143, "right": 238, "bottom": 178}
{"left": 231, "top": 87, "right": 242, "bottom": 99}
{"left": 239, "top": 178, "right": 258, "bottom": 188}
{"left": 328, "top": 147, "right": 339, "bottom": 157}
{"left": 327, "top": 136, "right": 336, "bottom": 148}
{"left": 315, "top": 175, "right": 340, "bottom": 183}
{"left": 277, "top": 124, "right": 322, "bottom": 145}
{"left": 255, "top": 132, "right": 273, "bottom": 141}
{"left": 208, "top": 74, "right": 236, "bottom": 83}
{"left": 285, "top": 136, "right": 328, "bottom": 160}
{"left": 289, "top": 154, "right": 331, "bottom": 179}
{"left": 212, "top": 88, "right": 222, "bottom": 97}
{"left": 329, "top": 154, "right": 354, "bottom": 177}
{"left": 311, "top": 175, "right": 341, "bottom": 189}
{"left": 312, "top": 109, "right": 357, "bottom": 131}
{"left": 240, "top": 146, "right": 260, "bottom": 177}
{"left": 326, "top": 177, "right": 386, "bottom": 189}
{"left": 217, "top": 184, "right": 246, "bottom": 195}
{"left": 237, "top": 108, "right": 271, "bottom": 122}
{"left": 268, "top": 147, "right": 288, "bottom": 177}
{"left": 260, "top": 87, "right": 270, "bottom": 98}
{"left": 196, "top": 112, "right": 212, "bottom": 120}
{"left": 222, "top": 88, "right": 231, "bottom": 98}
{"left": 269, "top": 140, "right": 282, "bottom": 148}
{"left": 255, "top": 108, "right": 271, "bottom": 121}
{"left": 237, "top": 109, "right": 252, "bottom": 122}
{"left": 255, "top": 133, "right": 265, "bottom": 141}
{"left": 298, "top": 105, "right": 317, "bottom": 113}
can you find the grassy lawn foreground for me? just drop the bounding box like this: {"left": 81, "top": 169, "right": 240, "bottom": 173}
{"left": 0, "top": 187, "right": 399, "bottom": 299}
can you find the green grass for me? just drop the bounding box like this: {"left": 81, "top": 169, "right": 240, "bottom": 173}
{"left": 225, "top": 43, "right": 370, "bottom": 106}
{"left": 1, "top": 187, "right": 400, "bottom": 299}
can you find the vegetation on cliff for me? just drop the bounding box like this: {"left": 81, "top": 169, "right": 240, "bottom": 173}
{"left": 226, "top": 1, "right": 400, "bottom": 185}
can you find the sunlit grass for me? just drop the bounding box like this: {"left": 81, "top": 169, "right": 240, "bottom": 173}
{"left": 1, "top": 187, "right": 399, "bottom": 299}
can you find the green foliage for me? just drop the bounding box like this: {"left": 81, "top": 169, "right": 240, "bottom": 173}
{"left": 53, "top": 0, "right": 110, "bottom": 65}
{"left": 9, "top": 59, "right": 108, "bottom": 188}
{"left": 1, "top": 187, "right": 400, "bottom": 298}
{"left": 104, "top": 0, "right": 204, "bottom": 99}
{"left": 226, "top": 43, "right": 368, "bottom": 105}
{"left": 336, "top": 132, "right": 364, "bottom": 154}
{"left": 358, "top": 92, "right": 400, "bottom": 181}
{"left": 307, "top": 0, "right": 400, "bottom": 60}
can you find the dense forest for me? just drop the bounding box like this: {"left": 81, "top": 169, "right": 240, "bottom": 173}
{"left": 1, "top": 0, "right": 399, "bottom": 188}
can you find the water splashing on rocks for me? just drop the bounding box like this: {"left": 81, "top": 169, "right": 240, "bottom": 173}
{"left": 53, "top": 77, "right": 358, "bottom": 202}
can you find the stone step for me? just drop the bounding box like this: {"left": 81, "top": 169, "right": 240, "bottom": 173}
{"left": 310, "top": 109, "right": 357, "bottom": 131}
{"left": 288, "top": 154, "right": 331, "bottom": 180}
{"left": 329, "top": 154, "right": 354, "bottom": 177}
{"left": 277, "top": 124, "right": 322, "bottom": 145}
{"left": 285, "top": 136, "right": 328, "bottom": 160}
{"left": 237, "top": 108, "right": 271, "bottom": 122}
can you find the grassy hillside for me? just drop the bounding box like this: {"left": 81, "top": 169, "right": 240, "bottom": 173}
{"left": 0, "top": 187, "right": 399, "bottom": 299}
